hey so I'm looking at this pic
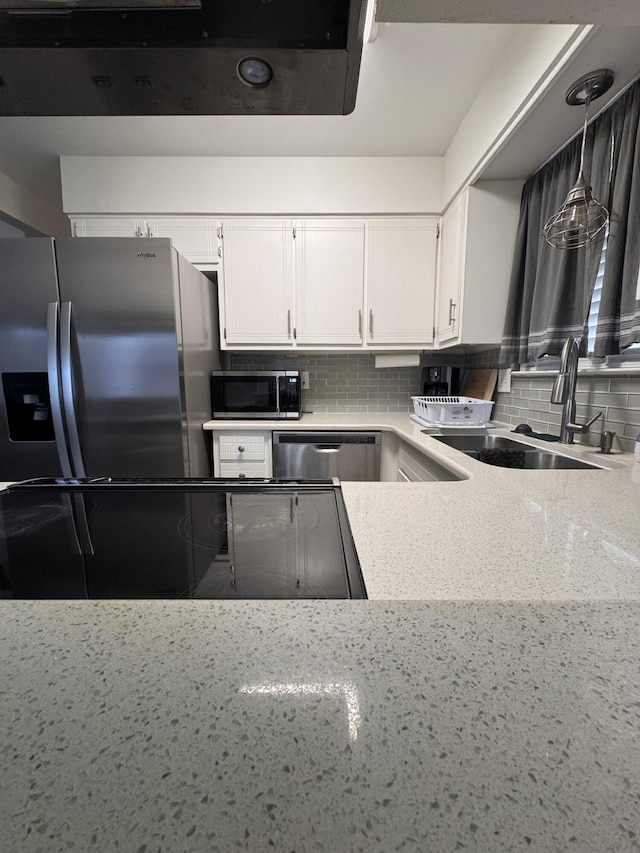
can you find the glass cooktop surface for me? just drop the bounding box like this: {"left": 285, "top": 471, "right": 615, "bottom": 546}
{"left": 0, "top": 479, "right": 366, "bottom": 600}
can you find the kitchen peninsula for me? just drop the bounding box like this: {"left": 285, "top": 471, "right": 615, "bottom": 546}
{"left": 204, "top": 414, "right": 640, "bottom": 601}
{"left": 2, "top": 416, "right": 640, "bottom": 853}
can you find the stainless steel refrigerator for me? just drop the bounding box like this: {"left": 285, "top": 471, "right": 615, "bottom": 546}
{"left": 0, "top": 237, "right": 221, "bottom": 481}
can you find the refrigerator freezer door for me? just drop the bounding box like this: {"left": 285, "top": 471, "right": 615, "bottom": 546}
{"left": 0, "top": 238, "right": 65, "bottom": 480}
{"left": 53, "top": 237, "right": 187, "bottom": 477}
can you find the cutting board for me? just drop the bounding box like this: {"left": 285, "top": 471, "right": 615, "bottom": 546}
{"left": 460, "top": 368, "right": 497, "bottom": 400}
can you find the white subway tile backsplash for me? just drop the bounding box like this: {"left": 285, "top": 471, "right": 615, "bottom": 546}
{"left": 495, "top": 370, "right": 640, "bottom": 448}
{"left": 227, "top": 352, "right": 640, "bottom": 437}
{"left": 228, "top": 352, "right": 421, "bottom": 414}
{"left": 591, "top": 392, "right": 629, "bottom": 408}
{"left": 608, "top": 407, "right": 640, "bottom": 426}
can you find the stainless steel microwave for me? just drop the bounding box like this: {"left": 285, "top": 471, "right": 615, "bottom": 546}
{"left": 210, "top": 370, "right": 302, "bottom": 419}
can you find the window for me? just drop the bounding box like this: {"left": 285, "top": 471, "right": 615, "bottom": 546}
{"left": 585, "top": 227, "right": 640, "bottom": 364}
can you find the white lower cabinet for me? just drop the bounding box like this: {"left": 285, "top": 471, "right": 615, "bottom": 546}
{"left": 212, "top": 431, "right": 273, "bottom": 478}
{"left": 397, "top": 440, "right": 460, "bottom": 482}
{"left": 381, "top": 433, "right": 462, "bottom": 482}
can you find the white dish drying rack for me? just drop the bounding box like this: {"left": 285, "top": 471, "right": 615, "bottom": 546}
{"left": 410, "top": 395, "right": 494, "bottom": 428}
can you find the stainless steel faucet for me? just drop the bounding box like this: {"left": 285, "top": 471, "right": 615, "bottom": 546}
{"left": 550, "top": 337, "right": 603, "bottom": 443}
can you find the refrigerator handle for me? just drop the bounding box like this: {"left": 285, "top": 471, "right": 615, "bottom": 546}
{"left": 46, "top": 301, "right": 73, "bottom": 477}
{"left": 60, "top": 301, "right": 86, "bottom": 478}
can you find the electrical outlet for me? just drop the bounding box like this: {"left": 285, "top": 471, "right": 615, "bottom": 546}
{"left": 301, "top": 370, "right": 310, "bottom": 390}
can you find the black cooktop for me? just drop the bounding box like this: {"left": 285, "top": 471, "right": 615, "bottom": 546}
{"left": 0, "top": 478, "right": 366, "bottom": 600}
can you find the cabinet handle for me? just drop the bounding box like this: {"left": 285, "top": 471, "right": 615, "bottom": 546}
{"left": 448, "top": 299, "right": 457, "bottom": 325}
{"left": 238, "top": 445, "right": 245, "bottom": 452}
{"left": 238, "top": 473, "right": 246, "bottom": 479}
{"left": 287, "top": 309, "right": 292, "bottom": 337}
{"left": 369, "top": 309, "right": 374, "bottom": 337}
{"left": 358, "top": 309, "right": 362, "bottom": 336}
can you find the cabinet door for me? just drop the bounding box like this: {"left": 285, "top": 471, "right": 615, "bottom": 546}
{"left": 435, "top": 192, "right": 467, "bottom": 344}
{"left": 220, "top": 219, "right": 294, "bottom": 346}
{"left": 72, "top": 217, "right": 144, "bottom": 238}
{"left": 367, "top": 218, "right": 438, "bottom": 346}
{"left": 295, "top": 219, "right": 365, "bottom": 345}
{"left": 151, "top": 217, "right": 219, "bottom": 264}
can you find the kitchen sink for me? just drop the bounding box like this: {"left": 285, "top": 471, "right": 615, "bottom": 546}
{"left": 428, "top": 433, "right": 602, "bottom": 470}
{"left": 462, "top": 449, "right": 602, "bottom": 469}
{"left": 429, "top": 435, "right": 532, "bottom": 452}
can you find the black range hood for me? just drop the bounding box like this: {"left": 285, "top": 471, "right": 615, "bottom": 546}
{"left": 0, "top": 0, "right": 367, "bottom": 115}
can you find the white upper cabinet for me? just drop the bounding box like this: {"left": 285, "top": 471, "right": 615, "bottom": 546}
{"left": 71, "top": 213, "right": 444, "bottom": 351}
{"left": 435, "top": 195, "right": 466, "bottom": 345}
{"left": 294, "top": 219, "right": 365, "bottom": 346}
{"left": 71, "top": 216, "right": 221, "bottom": 264}
{"left": 150, "top": 218, "right": 220, "bottom": 264}
{"left": 366, "top": 218, "right": 438, "bottom": 346}
{"left": 434, "top": 181, "right": 523, "bottom": 347}
{"left": 220, "top": 219, "right": 294, "bottom": 346}
{"left": 72, "top": 217, "right": 144, "bottom": 238}
{"left": 219, "top": 216, "right": 438, "bottom": 350}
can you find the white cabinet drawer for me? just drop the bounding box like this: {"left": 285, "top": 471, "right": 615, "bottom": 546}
{"left": 212, "top": 430, "right": 273, "bottom": 478}
{"left": 218, "top": 461, "right": 269, "bottom": 478}
{"left": 218, "top": 434, "right": 267, "bottom": 462}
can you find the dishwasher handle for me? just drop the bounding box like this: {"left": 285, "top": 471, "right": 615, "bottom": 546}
{"left": 313, "top": 444, "right": 341, "bottom": 453}
{"left": 273, "top": 432, "right": 381, "bottom": 445}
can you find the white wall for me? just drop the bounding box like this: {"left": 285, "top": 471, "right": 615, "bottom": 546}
{"left": 60, "top": 156, "right": 444, "bottom": 215}
{"left": 0, "top": 169, "right": 69, "bottom": 237}
{"left": 59, "top": 26, "right": 592, "bottom": 217}
{"left": 443, "top": 24, "right": 591, "bottom": 203}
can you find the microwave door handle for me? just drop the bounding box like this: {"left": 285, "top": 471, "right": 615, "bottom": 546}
{"left": 275, "top": 377, "right": 281, "bottom": 413}
{"left": 59, "top": 301, "right": 86, "bottom": 478}
{"left": 47, "top": 301, "right": 73, "bottom": 477}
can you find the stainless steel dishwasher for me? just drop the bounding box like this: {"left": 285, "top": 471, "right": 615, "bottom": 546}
{"left": 272, "top": 432, "right": 382, "bottom": 481}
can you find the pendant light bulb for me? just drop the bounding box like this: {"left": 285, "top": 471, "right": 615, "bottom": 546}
{"left": 543, "top": 69, "right": 614, "bottom": 250}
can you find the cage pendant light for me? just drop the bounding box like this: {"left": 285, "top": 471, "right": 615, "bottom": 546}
{"left": 543, "top": 69, "right": 614, "bottom": 250}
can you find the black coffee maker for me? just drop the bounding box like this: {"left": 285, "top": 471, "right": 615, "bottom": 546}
{"left": 422, "top": 365, "right": 460, "bottom": 396}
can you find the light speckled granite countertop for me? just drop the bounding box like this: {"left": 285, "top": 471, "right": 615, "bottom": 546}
{"left": 2, "top": 417, "right": 640, "bottom": 851}
{"left": 1, "top": 600, "right": 639, "bottom": 853}
{"left": 204, "top": 414, "right": 640, "bottom": 601}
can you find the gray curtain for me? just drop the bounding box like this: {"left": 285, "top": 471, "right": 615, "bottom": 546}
{"left": 500, "top": 113, "right": 612, "bottom": 366}
{"left": 593, "top": 81, "right": 640, "bottom": 355}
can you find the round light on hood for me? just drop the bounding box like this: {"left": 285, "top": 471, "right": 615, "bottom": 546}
{"left": 237, "top": 57, "right": 273, "bottom": 88}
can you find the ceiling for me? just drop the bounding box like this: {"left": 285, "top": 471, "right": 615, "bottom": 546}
{"left": 0, "top": 22, "right": 516, "bottom": 206}
{"left": 0, "top": 1, "right": 639, "bottom": 210}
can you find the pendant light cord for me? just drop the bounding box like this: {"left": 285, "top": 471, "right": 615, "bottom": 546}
{"left": 578, "top": 97, "right": 591, "bottom": 176}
